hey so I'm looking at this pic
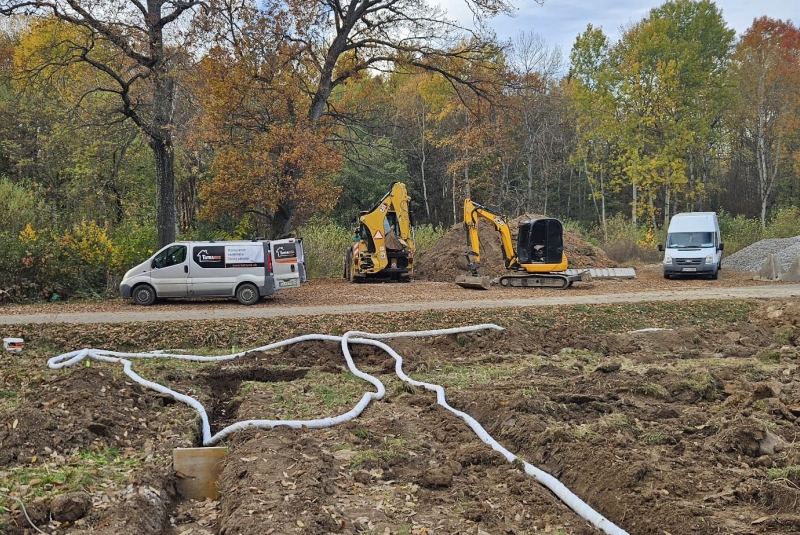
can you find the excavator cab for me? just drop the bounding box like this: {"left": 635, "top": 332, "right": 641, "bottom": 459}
{"left": 517, "top": 219, "right": 565, "bottom": 265}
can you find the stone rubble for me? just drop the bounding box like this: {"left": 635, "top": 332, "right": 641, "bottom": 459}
{"left": 722, "top": 236, "right": 800, "bottom": 272}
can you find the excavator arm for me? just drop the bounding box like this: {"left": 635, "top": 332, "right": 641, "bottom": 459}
{"left": 463, "top": 199, "right": 518, "bottom": 276}
{"left": 359, "top": 182, "right": 414, "bottom": 253}
{"left": 345, "top": 182, "right": 415, "bottom": 282}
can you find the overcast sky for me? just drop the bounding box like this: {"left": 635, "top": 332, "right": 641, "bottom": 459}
{"left": 439, "top": 0, "right": 799, "bottom": 59}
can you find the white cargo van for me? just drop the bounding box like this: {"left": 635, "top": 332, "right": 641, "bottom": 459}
{"left": 658, "top": 212, "right": 723, "bottom": 279}
{"left": 119, "top": 238, "right": 306, "bottom": 306}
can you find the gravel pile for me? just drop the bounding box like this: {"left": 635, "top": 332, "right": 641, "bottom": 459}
{"left": 723, "top": 236, "right": 800, "bottom": 272}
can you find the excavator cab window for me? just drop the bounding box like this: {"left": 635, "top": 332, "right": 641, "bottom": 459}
{"left": 518, "top": 219, "right": 564, "bottom": 264}
{"left": 517, "top": 223, "right": 533, "bottom": 263}
{"left": 385, "top": 212, "right": 397, "bottom": 233}
{"left": 359, "top": 222, "right": 375, "bottom": 253}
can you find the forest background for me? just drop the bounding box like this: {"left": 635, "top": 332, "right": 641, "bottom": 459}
{"left": 0, "top": 0, "right": 798, "bottom": 301}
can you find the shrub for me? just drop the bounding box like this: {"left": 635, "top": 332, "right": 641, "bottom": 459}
{"left": 413, "top": 223, "right": 447, "bottom": 254}
{"left": 111, "top": 220, "right": 158, "bottom": 273}
{"left": 765, "top": 206, "right": 800, "bottom": 239}
{"left": 589, "top": 214, "right": 663, "bottom": 264}
{"left": 57, "top": 221, "right": 117, "bottom": 296}
{"left": 297, "top": 218, "right": 352, "bottom": 279}
{"left": 0, "top": 222, "right": 121, "bottom": 302}
{"left": 0, "top": 177, "right": 44, "bottom": 234}
{"left": 718, "top": 210, "right": 762, "bottom": 255}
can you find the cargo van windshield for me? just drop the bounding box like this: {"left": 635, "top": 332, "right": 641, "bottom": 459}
{"left": 667, "top": 232, "right": 714, "bottom": 248}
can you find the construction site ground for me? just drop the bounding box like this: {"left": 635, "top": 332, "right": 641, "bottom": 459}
{"left": 2, "top": 265, "right": 800, "bottom": 534}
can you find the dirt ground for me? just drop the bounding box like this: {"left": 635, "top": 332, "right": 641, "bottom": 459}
{"left": 2, "top": 219, "right": 800, "bottom": 535}
{"left": 2, "top": 284, "right": 800, "bottom": 534}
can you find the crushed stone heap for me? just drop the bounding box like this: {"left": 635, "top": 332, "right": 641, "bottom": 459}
{"left": 414, "top": 214, "right": 616, "bottom": 282}
{"left": 723, "top": 236, "right": 800, "bottom": 272}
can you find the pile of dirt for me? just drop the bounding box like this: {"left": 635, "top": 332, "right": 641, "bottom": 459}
{"left": 414, "top": 215, "right": 615, "bottom": 282}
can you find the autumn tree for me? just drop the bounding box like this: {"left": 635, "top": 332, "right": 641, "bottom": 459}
{"left": 391, "top": 69, "right": 437, "bottom": 221}
{"left": 0, "top": 18, "right": 155, "bottom": 232}
{"left": 507, "top": 31, "right": 566, "bottom": 215}
{"left": 730, "top": 17, "right": 800, "bottom": 227}
{"left": 0, "top": 0, "right": 206, "bottom": 247}
{"left": 196, "top": 0, "right": 530, "bottom": 234}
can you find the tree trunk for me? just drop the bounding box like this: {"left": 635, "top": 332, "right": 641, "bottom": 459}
{"left": 418, "top": 106, "right": 430, "bottom": 220}
{"left": 648, "top": 190, "right": 657, "bottom": 230}
{"left": 452, "top": 172, "right": 457, "bottom": 225}
{"left": 151, "top": 138, "right": 176, "bottom": 247}
{"left": 151, "top": 69, "right": 177, "bottom": 247}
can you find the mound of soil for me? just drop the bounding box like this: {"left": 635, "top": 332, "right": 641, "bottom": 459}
{"left": 414, "top": 215, "right": 615, "bottom": 282}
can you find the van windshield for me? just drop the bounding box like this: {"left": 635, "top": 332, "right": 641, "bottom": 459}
{"left": 667, "top": 232, "right": 714, "bottom": 248}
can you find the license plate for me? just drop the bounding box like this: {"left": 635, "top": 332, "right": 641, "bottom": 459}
{"left": 682, "top": 267, "right": 696, "bottom": 272}
{"left": 278, "top": 279, "right": 299, "bottom": 288}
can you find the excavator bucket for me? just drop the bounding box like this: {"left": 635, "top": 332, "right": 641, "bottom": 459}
{"left": 454, "top": 274, "right": 492, "bottom": 290}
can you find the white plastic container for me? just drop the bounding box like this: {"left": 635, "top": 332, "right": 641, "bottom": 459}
{"left": 3, "top": 337, "right": 23, "bottom": 353}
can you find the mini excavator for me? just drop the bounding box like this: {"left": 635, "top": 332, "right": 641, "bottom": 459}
{"left": 455, "top": 199, "right": 582, "bottom": 290}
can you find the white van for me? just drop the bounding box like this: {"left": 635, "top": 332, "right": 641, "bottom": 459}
{"left": 119, "top": 238, "right": 306, "bottom": 306}
{"left": 658, "top": 212, "right": 723, "bottom": 279}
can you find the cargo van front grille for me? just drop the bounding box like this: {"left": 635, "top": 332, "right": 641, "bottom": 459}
{"left": 675, "top": 258, "right": 702, "bottom": 266}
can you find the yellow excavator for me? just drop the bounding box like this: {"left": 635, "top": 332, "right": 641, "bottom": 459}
{"left": 344, "top": 182, "right": 415, "bottom": 282}
{"left": 455, "top": 198, "right": 582, "bottom": 290}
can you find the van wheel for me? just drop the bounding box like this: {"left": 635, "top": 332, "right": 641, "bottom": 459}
{"left": 132, "top": 284, "right": 156, "bottom": 306}
{"left": 236, "top": 283, "right": 260, "bottom": 306}
{"left": 663, "top": 273, "right": 671, "bottom": 280}
{"left": 710, "top": 270, "right": 718, "bottom": 280}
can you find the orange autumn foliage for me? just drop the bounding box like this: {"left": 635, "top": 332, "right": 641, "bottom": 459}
{"left": 198, "top": 124, "right": 342, "bottom": 227}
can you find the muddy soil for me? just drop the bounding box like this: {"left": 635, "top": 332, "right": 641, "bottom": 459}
{"left": 2, "top": 298, "right": 800, "bottom": 534}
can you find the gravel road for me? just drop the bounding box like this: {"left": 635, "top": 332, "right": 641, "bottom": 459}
{"left": 1, "top": 265, "right": 799, "bottom": 324}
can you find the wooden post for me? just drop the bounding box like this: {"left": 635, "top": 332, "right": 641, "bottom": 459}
{"left": 173, "top": 447, "right": 228, "bottom": 500}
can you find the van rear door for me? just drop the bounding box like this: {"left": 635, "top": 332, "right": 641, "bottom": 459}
{"left": 270, "top": 238, "right": 305, "bottom": 289}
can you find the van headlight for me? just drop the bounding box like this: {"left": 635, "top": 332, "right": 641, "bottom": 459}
{"left": 663, "top": 255, "right": 673, "bottom": 265}
{"left": 704, "top": 254, "right": 714, "bottom": 264}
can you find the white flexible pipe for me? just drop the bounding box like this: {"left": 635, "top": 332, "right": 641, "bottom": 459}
{"left": 47, "top": 324, "right": 628, "bottom": 535}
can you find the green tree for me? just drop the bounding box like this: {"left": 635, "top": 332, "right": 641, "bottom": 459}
{"left": 611, "top": 0, "right": 734, "bottom": 227}
{"left": 567, "top": 1, "right": 735, "bottom": 235}
{"left": 569, "top": 24, "right": 617, "bottom": 238}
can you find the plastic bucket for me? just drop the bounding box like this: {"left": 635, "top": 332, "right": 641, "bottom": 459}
{"left": 3, "top": 338, "right": 23, "bottom": 353}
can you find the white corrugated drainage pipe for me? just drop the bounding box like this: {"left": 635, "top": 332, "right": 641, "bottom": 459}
{"left": 47, "top": 324, "right": 628, "bottom": 535}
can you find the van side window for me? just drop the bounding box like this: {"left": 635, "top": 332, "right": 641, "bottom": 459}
{"left": 153, "top": 245, "right": 187, "bottom": 269}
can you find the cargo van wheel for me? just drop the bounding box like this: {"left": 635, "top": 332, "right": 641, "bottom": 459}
{"left": 236, "top": 283, "right": 260, "bottom": 306}
{"left": 132, "top": 284, "right": 156, "bottom": 306}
